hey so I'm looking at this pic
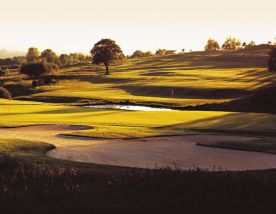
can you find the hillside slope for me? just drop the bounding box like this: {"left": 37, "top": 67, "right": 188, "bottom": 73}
{"left": 2, "top": 44, "right": 275, "bottom": 111}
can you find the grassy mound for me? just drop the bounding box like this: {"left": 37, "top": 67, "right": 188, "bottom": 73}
{"left": 0, "top": 138, "right": 55, "bottom": 158}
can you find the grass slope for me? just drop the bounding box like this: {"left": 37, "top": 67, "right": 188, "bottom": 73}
{"left": 2, "top": 45, "right": 275, "bottom": 109}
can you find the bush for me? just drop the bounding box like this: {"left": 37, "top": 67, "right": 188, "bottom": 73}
{"left": 0, "top": 87, "right": 12, "bottom": 99}
{"left": 32, "top": 80, "right": 38, "bottom": 88}
{"left": 20, "top": 62, "right": 58, "bottom": 80}
{"left": 43, "top": 75, "right": 57, "bottom": 85}
{"left": 20, "top": 63, "right": 48, "bottom": 79}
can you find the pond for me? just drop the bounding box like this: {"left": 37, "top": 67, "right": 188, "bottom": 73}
{"left": 85, "top": 104, "right": 174, "bottom": 111}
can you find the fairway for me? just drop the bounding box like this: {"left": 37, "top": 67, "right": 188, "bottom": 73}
{"left": 1, "top": 99, "right": 276, "bottom": 138}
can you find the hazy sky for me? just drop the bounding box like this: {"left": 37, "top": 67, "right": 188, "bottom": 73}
{"left": 1, "top": 0, "right": 275, "bottom": 54}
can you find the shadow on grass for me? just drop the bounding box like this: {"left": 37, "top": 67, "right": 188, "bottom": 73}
{"left": 1, "top": 156, "right": 276, "bottom": 214}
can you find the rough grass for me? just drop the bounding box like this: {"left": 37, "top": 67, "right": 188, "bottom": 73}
{"left": 1, "top": 156, "right": 276, "bottom": 214}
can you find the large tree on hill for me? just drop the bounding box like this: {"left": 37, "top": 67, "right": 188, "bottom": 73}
{"left": 268, "top": 47, "right": 276, "bottom": 72}
{"left": 26, "top": 47, "right": 40, "bottom": 63}
{"left": 204, "top": 39, "right": 220, "bottom": 51}
{"left": 90, "top": 39, "right": 123, "bottom": 75}
{"left": 222, "top": 37, "right": 241, "bottom": 51}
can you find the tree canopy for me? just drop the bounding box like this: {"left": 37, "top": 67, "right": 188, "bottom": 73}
{"left": 26, "top": 47, "right": 40, "bottom": 63}
{"left": 204, "top": 39, "right": 220, "bottom": 51}
{"left": 90, "top": 39, "right": 123, "bottom": 75}
{"left": 130, "top": 50, "right": 153, "bottom": 58}
{"left": 20, "top": 62, "right": 57, "bottom": 79}
{"left": 222, "top": 37, "right": 241, "bottom": 51}
{"left": 40, "top": 49, "right": 59, "bottom": 64}
{"left": 20, "top": 63, "right": 48, "bottom": 79}
{"left": 155, "top": 49, "right": 176, "bottom": 55}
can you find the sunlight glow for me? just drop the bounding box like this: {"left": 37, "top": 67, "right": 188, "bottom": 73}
{"left": 0, "top": 0, "right": 275, "bottom": 54}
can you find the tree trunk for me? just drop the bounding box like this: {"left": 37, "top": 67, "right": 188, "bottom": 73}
{"left": 104, "top": 63, "right": 109, "bottom": 75}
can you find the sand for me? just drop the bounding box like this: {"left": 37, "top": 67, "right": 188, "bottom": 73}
{"left": 0, "top": 124, "right": 276, "bottom": 171}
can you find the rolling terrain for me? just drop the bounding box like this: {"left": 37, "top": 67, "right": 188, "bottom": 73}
{"left": 2, "top": 45, "right": 275, "bottom": 113}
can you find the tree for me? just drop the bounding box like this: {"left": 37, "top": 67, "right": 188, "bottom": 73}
{"left": 222, "top": 37, "right": 241, "bottom": 51}
{"left": 204, "top": 39, "right": 220, "bottom": 51}
{"left": 268, "top": 47, "right": 276, "bottom": 72}
{"left": 90, "top": 39, "right": 123, "bottom": 75}
{"left": 20, "top": 62, "right": 57, "bottom": 80}
{"left": 155, "top": 49, "right": 176, "bottom": 55}
{"left": 130, "top": 50, "right": 153, "bottom": 58}
{"left": 20, "top": 63, "right": 48, "bottom": 79}
{"left": 26, "top": 47, "right": 40, "bottom": 63}
{"left": 247, "top": 41, "right": 256, "bottom": 48}
{"left": 40, "top": 49, "right": 59, "bottom": 64}
{"left": 59, "top": 54, "right": 70, "bottom": 66}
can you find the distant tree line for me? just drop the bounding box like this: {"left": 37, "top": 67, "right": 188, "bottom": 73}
{"left": 25, "top": 48, "right": 91, "bottom": 66}
{"left": 129, "top": 49, "right": 177, "bottom": 59}
{"left": 204, "top": 37, "right": 259, "bottom": 52}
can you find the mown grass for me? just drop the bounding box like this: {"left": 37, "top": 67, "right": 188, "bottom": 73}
{"left": 1, "top": 99, "right": 276, "bottom": 139}
{"left": 2, "top": 47, "right": 275, "bottom": 107}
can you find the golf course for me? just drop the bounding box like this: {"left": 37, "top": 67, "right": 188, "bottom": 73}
{"left": 1, "top": 43, "right": 276, "bottom": 213}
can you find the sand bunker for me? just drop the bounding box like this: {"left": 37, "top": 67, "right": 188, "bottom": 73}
{"left": 1, "top": 125, "right": 276, "bottom": 171}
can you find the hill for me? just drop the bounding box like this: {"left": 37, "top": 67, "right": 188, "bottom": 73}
{"left": 1, "top": 44, "right": 275, "bottom": 113}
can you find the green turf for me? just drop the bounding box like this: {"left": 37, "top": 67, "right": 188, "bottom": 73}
{"left": 2, "top": 47, "right": 275, "bottom": 107}
{"left": 1, "top": 99, "right": 276, "bottom": 139}
{"left": 0, "top": 138, "right": 54, "bottom": 158}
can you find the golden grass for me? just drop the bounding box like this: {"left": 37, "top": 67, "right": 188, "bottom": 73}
{"left": 4, "top": 50, "right": 275, "bottom": 107}
{"left": 1, "top": 99, "right": 276, "bottom": 138}
{"left": 0, "top": 138, "right": 54, "bottom": 157}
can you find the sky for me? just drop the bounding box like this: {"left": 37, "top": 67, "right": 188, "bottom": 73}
{"left": 0, "top": 0, "right": 275, "bottom": 55}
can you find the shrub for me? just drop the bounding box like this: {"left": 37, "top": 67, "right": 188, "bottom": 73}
{"left": 43, "top": 75, "right": 57, "bottom": 85}
{"left": 32, "top": 80, "right": 38, "bottom": 88}
{"left": 20, "top": 62, "right": 58, "bottom": 80}
{"left": 20, "top": 63, "right": 48, "bottom": 79}
{"left": 0, "top": 87, "right": 12, "bottom": 99}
